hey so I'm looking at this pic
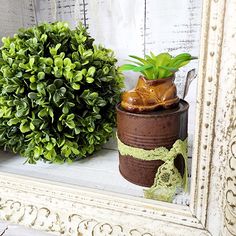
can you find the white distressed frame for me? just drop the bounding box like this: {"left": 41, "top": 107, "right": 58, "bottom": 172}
{"left": 0, "top": 0, "right": 236, "bottom": 235}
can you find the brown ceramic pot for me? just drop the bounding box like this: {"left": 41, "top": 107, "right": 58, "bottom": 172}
{"left": 116, "top": 99, "right": 189, "bottom": 187}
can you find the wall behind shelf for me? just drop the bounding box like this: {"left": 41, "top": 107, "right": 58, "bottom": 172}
{"left": 0, "top": 0, "right": 202, "bottom": 154}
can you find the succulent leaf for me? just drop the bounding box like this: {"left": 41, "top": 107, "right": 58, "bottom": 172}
{"left": 120, "top": 52, "right": 197, "bottom": 80}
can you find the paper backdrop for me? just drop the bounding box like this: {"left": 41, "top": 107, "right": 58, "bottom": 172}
{"left": 0, "top": 0, "right": 202, "bottom": 154}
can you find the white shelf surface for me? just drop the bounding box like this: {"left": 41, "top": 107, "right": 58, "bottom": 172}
{"left": 0, "top": 149, "right": 144, "bottom": 197}
{"left": 0, "top": 149, "right": 190, "bottom": 205}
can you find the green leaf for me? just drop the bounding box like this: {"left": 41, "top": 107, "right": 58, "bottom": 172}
{"left": 103, "top": 123, "right": 113, "bottom": 133}
{"left": 34, "top": 146, "right": 43, "bottom": 158}
{"left": 30, "top": 83, "right": 37, "bottom": 90}
{"left": 50, "top": 48, "right": 56, "bottom": 56}
{"left": 86, "top": 77, "right": 94, "bottom": 83}
{"left": 170, "top": 53, "right": 197, "bottom": 68}
{"left": 67, "top": 114, "right": 75, "bottom": 121}
{"left": 66, "top": 120, "right": 75, "bottom": 129}
{"left": 55, "top": 57, "right": 63, "bottom": 67}
{"left": 74, "top": 72, "right": 83, "bottom": 82}
{"left": 54, "top": 79, "right": 63, "bottom": 88}
{"left": 46, "top": 142, "right": 54, "bottom": 151}
{"left": 132, "top": 64, "right": 153, "bottom": 72}
{"left": 30, "top": 122, "right": 35, "bottom": 130}
{"left": 154, "top": 53, "right": 172, "bottom": 66}
{"left": 120, "top": 52, "right": 196, "bottom": 79}
{"left": 57, "top": 122, "right": 63, "bottom": 132}
{"left": 171, "top": 59, "right": 191, "bottom": 68}
{"left": 54, "top": 67, "right": 63, "bottom": 78}
{"left": 7, "top": 118, "right": 20, "bottom": 126}
{"left": 38, "top": 71, "right": 45, "bottom": 80}
{"left": 15, "top": 102, "right": 29, "bottom": 117}
{"left": 119, "top": 64, "right": 138, "bottom": 71}
{"left": 62, "top": 105, "right": 69, "bottom": 114}
{"left": 71, "top": 147, "right": 80, "bottom": 155}
{"left": 75, "top": 128, "right": 81, "bottom": 134}
{"left": 102, "top": 66, "right": 109, "bottom": 74}
{"left": 28, "top": 92, "right": 37, "bottom": 99}
{"left": 126, "top": 59, "right": 143, "bottom": 66}
{"left": 129, "top": 55, "right": 147, "bottom": 64}
{"left": 53, "top": 92, "right": 61, "bottom": 104}
{"left": 57, "top": 137, "right": 65, "bottom": 147}
{"left": 32, "top": 119, "right": 42, "bottom": 127}
{"left": 30, "top": 75, "right": 36, "bottom": 83}
{"left": 145, "top": 55, "right": 157, "bottom": 65}
{"left": 72, "top": 83, "right": 81, "bottom": 90}
{"left": 20, "top": 123, "right": 30, "bottom": 133}
{"left": 55, "top": 43, "right": 61, "bottom": 51}
{"left": 46, "top": 58, "right": 53, "bottom": 66}
{"left": 64, "top": 58, "right": 72, "bottom": 66}
{"left": 88, "top": 127, "right": 94, "bottom": 132}
{"left": 83, "top": 50, "right": 93, "bottom": 58}
{"left": 40, "top": 34, "right": 47, "bottom": 42}
{"left": 62, "top": 146, "right": 71, "bottom": 158}
{"left": 87, "top": 66, "right": 96, "bottom": 77}
{"left": 59, "top": 87, "right": 66, "bottom": 95}
{"left": 64, "top": 70, "right": 73, "bottom": 80}
{"left": 96, "top": 99, "right": 107, "bottom": 107}
{"left": 159, "top": 66, "right": 178, "bottom": 72}
{"left": 78, "top": 45, "right": 84, "bottom": 55}
{"left": 172, "top": 53, "right": 192, "bottom": 61}
{"left": 48, "top": 108, "right": 54, "bottom": 122}
{"left": 38, "top": 108, "right": 48, "bottom": 119}
{"left": 29, "top": 57, "right": 35, "bottom": 68}
{"left": 47, "top": 84, "right": 56, "bottom": 93}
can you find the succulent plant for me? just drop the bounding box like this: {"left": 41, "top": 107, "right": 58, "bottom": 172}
{"left": 120, "top": 52, "right": 197, "bottom": 80}
{"left": 0, "top": 22, "right": 124, "bottom": 163}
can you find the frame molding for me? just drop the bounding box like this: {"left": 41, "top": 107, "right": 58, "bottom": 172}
{"left": 191, "top": 0, "right": 227, "bottom": 225}
{"left": 0, "top": 175, "right": 208, "bottom": 235}
{"left": 0, "top": 0, "right": 235, "bottom": 235}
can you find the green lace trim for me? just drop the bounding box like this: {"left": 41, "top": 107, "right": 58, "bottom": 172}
{"left": 117, "top": 136, "right": 188, "bottom": 202}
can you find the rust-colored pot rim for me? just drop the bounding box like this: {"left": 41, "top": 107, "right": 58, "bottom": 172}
{"left": 116, "top": 99, "right": 189, "bottom": 118}
{"left": 140, "top": 75, "right": 175, "bottom": 85}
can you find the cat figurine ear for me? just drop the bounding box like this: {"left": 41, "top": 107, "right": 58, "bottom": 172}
{"left": 183, "top": 69, "right": 197, "bottom": 99}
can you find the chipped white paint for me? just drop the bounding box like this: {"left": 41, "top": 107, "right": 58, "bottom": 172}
{"left": 215, "top": 1, "right": 236, "bottom": 235}
{"left": 0, "top": 0, "right": 235, "bottom": 236}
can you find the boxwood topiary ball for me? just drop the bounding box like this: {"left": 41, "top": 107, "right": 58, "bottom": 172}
{"left": 0, "top": 22, "right": 124, "bottom": 163}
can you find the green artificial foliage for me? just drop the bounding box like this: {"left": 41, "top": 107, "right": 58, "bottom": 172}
{"left": 0, "top": 22, "right": 124, "bottom": 164}
{"left": 120, "top": 52, "right": 197, "bottom": 80}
